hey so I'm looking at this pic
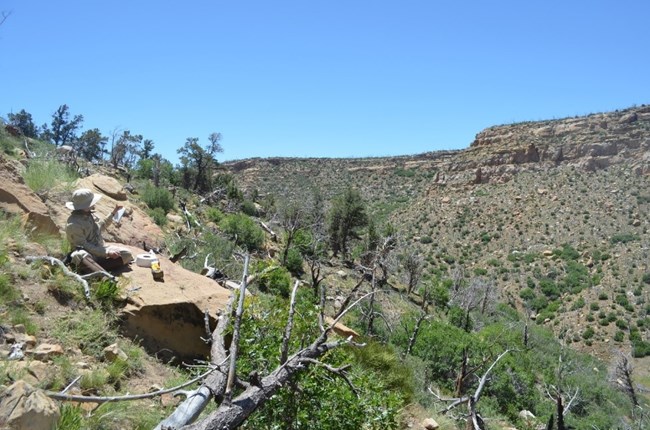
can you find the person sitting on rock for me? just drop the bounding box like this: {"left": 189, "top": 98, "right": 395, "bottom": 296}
{"left": 65, "top": 188, "right": 133, "bottom": 273}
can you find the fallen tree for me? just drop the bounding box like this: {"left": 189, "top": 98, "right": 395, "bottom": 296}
{"left": 158, "top": 254, "right": 371, "bottom": 429}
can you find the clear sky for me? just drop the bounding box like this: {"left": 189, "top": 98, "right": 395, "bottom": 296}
{"left": 1, "top": 1, "right": 649, "bottom": 164}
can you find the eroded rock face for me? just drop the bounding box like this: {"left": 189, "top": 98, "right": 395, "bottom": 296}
{"left": 0, "top": 156, "right": 59, "bottom": 236}
{"left": 118, "top": 245, "right": 232, "bottom": 362}
{"left": 425, "top": 105, "right": 650, "bottom": 185}
{"left": 0, "top": 381, "right": 60, "bottom": 430}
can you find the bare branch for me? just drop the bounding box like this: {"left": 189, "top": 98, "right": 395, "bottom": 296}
{"left": 473, "top": 349, "right": 510, "bottom": 404}
{"left": 159, "top": 256, "right": 378, "bottom": 430}
{"left": 61, "top": 376, "right": 81, "bottom": 394}
{"left": 0, "top": 11, "right": 11, "bottom": 26}
{"left": 280, "top": 280, "right": 301, "bottom": 364}
{"left": 224, "top": 254, "right": 250, "bottom": 401}
{"left": 318, "top": 282, "right": 326, "bottom": 333}
{"left": 405, "top": 312, "right": 429, "bottom": 356}
{"left": 299, "top": 358, "right": 358, "bottom": 397}
{"left": 563, "top": 387, "right": 580, "bottom": 416}
{"left": 155, "top": 270, "right": 240, "bottom": 430}
{"left": 25, "top": 255, "right": 117, "bottom": 300}
{"left": 428, "top": 386, "right": 470, "bottom": 414}
{"left": 259, "top": 221, "right": 277, "bottom": 242}
{"left": 48, "top": 365, "right": 219, "bottom": 403}
{"left": 333, "top": 275, "right": 366, "bottom": 319}
{"left": 429, "top": 349, "right": 511, "bottom": 430}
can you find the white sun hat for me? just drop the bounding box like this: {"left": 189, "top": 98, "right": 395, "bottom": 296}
{"left": 65, "top": 188, "right": 102, "bottom": 210}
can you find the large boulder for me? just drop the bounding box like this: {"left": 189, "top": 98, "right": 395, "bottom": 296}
{"left": 49, "top": 174, "right": 164, "bottom": 249}
{"left": 0, "top": 380, "right": 60, "bottom": 430}
{"left": 0, "top": 156, "right": 59, "bottom": 236}
{"left": 118, "top": 245, "right": 232, "bottom": 362}
{"left": 90, "top": 175, "right": 127, "bottom": 201}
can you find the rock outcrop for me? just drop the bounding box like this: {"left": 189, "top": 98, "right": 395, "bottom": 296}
{"left": 225, "top": 105, "right": 650, "bottom": 193}
{"left": 0, "top": 156, "right": 59, "bottom": 236}
{"left": 117, "top": 245, "right": 232, "bottom": 362}
{"left": 48, "top": 174, "right": 165, "bottom": 249}
{"left": 0, "top": 381, "right": 60, "bottom": 430}
{"left": 459, "top": 105, "right": 650, "bottom": 184}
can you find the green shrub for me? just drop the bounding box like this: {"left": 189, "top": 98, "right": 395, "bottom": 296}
{"left": 80, "top": 368, "right": 108, "bottom": 391}
{"left": 205, "top": 207, "right": 224, "bottom": 223}
{"left": 6, "top": 307, "right": 38, "bottom": 335}
{"left": 540, "top": 278, "right": 560, "bottom": 299}
{"left": 240, "top": 199, "right": 258, "bottom": 216}
{"left": 530, "top": 295, "right": 548, "bottom": 312}
{"left": 570, "top": 297, "right": 585, "bottom": 311}
{"left": 220, "top": 213, "right": 265, "bottom": 251}
{"left": 632, "top": 340, "right": 650, "bottom": 357}
{"left": 106, "top": 358, "right": 129, "bottom": 386}
{"left": 582, "top": 327, "right": 595, "bottom": 340}
{"left": 643, "top": 273, "right": 650, "bottom": 285}
{"left": 394, "top": 167, "right": 416, "bottom": 177}
{"left": 141, "top": 184, "right": 174, "bottom": 213}
{"left": 0, "top": 273, "right": 19, "bottom": 303}
{"left": 148, "top": 207, "right": 167, "bottom": 226}
{"left": 284, "top": 247, "right": 304, "bottom": 275}
{"left": 523, "top": 252, "right": 538, "bottom": 264}
{"left": 615, "top": 319, "right": 628, "bottom": 330}
{"left": 519, "top": 288, "right": 535, "bottom": 301}
{"left": 610, "top": 233, "right": 639, "bottom": 244}
{"left": 431, "top": 283, "right": 450, "bottom": 309}
{"left": 448, "top": 305, "right": 472, "bottom": 331}
{"left": 419, "top": 235, "right": 433, "bottom": 244}
{"left": 256, "top": 263, "right": 291, "bottom": 298}
{"left": 93, "top": 279, "right": 120, "bottom": 304}
{"left": 554, "top": 244, "right": 580, "bottom": 261}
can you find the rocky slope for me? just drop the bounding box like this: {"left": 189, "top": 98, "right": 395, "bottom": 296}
{"left": 224, "top": 104, "right": 650, "bottom": 363}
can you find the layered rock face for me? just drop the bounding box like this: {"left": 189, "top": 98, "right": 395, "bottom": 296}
{"left": 449, "top": 105, "right": 650, "bottom": 184}
{"left": 226, "top": 106, "right": 650, "bottom": 201}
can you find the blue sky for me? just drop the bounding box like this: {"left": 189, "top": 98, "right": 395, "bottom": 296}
{"left": 1, "top": 1, "right": 649, "bottom": 164}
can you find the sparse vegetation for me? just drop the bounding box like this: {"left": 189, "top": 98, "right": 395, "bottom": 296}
{"left": 23, "top": 159, "right": 78, "bottom": 193}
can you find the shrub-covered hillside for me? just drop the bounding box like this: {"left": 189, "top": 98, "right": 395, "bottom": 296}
{"left": 0, "top": 107, "right": 649, "bottom": 429}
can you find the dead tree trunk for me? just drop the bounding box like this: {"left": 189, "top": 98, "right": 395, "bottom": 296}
{"left": 405, "top": 312, "right": 428, "bottom": 356}
{"left": 433, "top": 349, "right": 511, "bottom": 430}
{"left": 612, "top": 351, "right": 639, "bottom": 407}
{"left": 366, "top": 267, "right": 377, "bottom": 335}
